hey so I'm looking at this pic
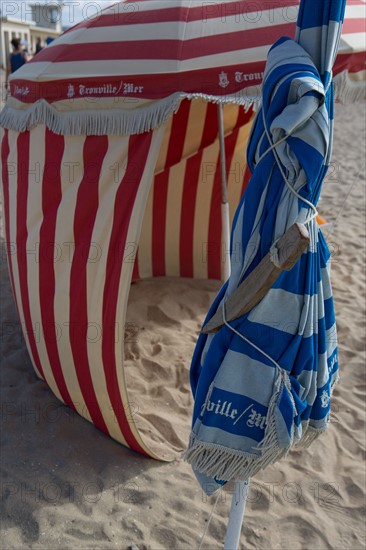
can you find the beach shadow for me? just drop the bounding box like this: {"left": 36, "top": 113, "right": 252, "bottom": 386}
{"left": 0, "top": 237, "right": 168, "bottom": 546}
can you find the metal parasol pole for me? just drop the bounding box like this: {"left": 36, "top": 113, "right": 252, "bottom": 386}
{"left": 217, "top": 103, "right": 231, "bottom": 281}
{"left": 217, "top": 103, "right": 249, "bottom": 548}
{"left": 224, "top": 480, "right": 249, "bottom": 550}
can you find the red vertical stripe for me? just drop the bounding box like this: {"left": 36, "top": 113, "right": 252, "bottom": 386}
{"left": 69, "top": 135, "right": 109, "bottom": 432}
{"left": 179, "top": 103, "right": 218, "bottom": 278}
{"left": 102, "top": 133, "right": 153, "bottom": 455}
{"left": 200, "top": 103, "right": 219, "bottom": 148}
{"left": 15, "top": 132, "right": 45, "bottom": 379}
{"left": 152, "top": 99, "right": 191, "bottom": 276}
{"left": 39, "top": 129, "right": 73, "bottom": 406}
{"left": 1, "top": 131, "right": 19, "bottom": 314}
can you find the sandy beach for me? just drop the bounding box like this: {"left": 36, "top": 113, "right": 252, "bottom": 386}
{"left": 1, "top": 86, "right": 365, "bottom": 549}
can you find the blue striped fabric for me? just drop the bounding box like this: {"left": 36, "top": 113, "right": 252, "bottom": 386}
{"left": 184, "top": 0, "right": 346, "bottom": 492}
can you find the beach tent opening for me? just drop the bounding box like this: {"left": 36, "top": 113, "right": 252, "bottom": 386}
{"left": 0, "top": 0, "right": 364, "bottom": 461}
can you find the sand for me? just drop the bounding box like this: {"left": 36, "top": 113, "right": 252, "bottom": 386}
{"left": 1, "top": 101, "right": 365, "bottom": 549}
{"left": 124, "top": 277, "right": 220, "bottom": 462}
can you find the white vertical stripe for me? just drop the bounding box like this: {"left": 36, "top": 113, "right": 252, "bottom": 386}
{"left": 164, "top": 160, "right": 185, "bottom": 276}
{"left": 193, "top": 141, "right": 219, "bottom": 279}
{"left": 26, "top": 125, "right": 61, "bottom": 396}
{"left": 137, "top": 183, "right": 153, "bottom": 278}
{"left": 6, "top": 132, "right": 24, "bottom": 343}
{"left": 85, "top": 135, "right": 130, "bottom": 444}
{"left": 53, "top": 132, "right": 93, "bottom": 421}
{"left": 182, "top": 101, "right": 207, "bottom": 160}
{"left": 227, "top": 120, "right": 253, "bottom": 224}
{"left": 7, "top": 130, "right": 45, "bottom": 381}
{"left": 155, "top": 115, "right": 173, "bottom": 174}
{"left": 116, "top": 126, "right": 165, "bottom": 457}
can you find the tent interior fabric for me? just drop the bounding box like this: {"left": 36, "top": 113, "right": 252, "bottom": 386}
{"left": 0, "top": 0, "right": 365, "bottom": 461}
{"left": 0, "top": 100, "right": 254, "bottom": 460}
{"left": 136, "top": 101, "right": 253, "bottom": 281}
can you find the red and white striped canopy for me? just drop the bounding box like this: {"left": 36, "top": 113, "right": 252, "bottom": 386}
{"left": 1, "top": 0, "right": 365, "bottom": 460}
{"left": 2, "top": 0, "right": 365, "bottom": 135}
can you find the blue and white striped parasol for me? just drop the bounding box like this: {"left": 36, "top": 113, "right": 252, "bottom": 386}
{"left": 184, "top": 0, "right": 346, "bottom": 500}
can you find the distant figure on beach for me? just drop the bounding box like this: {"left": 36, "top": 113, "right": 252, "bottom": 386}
{"left": 21, "top": 38, "right": 30, "bottom": 54}
{"left": 35, "top": 37, "right": 43, "bottom": 54}
{"left": 6, "top": 38, "right": 29, "bottom": 85}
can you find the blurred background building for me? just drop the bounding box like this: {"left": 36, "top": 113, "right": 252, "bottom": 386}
{"left": 0, "top": 1, "right": 64, "bottom": 68}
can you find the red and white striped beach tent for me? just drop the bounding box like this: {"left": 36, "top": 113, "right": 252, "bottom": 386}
{"left": 1, "top": 0, "right": 365, "bottom": 459}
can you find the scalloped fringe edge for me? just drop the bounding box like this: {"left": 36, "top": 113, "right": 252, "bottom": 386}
{"left": 0, "top": 94, "right": 182, "bottom": 136}
{"left": 182, "top": 435, "right": 288, "bottom": 482}
{"left": 183, "top": 367, "right": 330, "bottom": 482}
{"left": 0, "top": 73, "right": 361, "bottom": 136}
{"left": 183, "top": 368, "right": 290, "bottom": 482}
{"left": 0, "top": 93, "right": 257, "bottom": 136}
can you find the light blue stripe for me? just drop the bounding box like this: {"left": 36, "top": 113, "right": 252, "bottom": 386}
{"left": 214, "top": 349, "right": 276, "bottom": 404}
{"left": 188, "top": 0, "right": 343, "bottom": 489}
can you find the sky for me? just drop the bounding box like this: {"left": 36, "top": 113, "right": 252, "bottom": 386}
{"left": 1, "top": 0, "right": 116, "bottom": 28}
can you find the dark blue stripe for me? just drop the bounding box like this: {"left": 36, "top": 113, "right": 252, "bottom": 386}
{"left": 287, "top": 137, "right": 326, "bottom": 196}
{"left": 200, "top": 387, "right": 269, "bottom": 443}
{"left": 327, "top": 347, "right": 338, "bottom": 375}
{"left": 324, "top": 297, "right": 336, "bottom": 330}
{"left": 310, "top": 382, "right": 331, "bottom": 421}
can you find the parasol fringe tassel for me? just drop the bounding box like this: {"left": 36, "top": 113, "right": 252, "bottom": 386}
{"left": 296, "top": 426, "right": 324, "bottom": 448}
{"left": 183, "top": 368, "right": 295, "bottom": 482}
{"left": 334, "top": 70, "right": 366, "bottom": 104}
{"left": 0, "top": 94, "right": 182, "bottom": 136}
{"left": 183, "top": 366, "right": 338, "bottom": 480}
{"left": 0, "top": 93, "right": 256, "bottom": 136}
{"left": 183, "top": 434, "right": 287, "bottom": 482}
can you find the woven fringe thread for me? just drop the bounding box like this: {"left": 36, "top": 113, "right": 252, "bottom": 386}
{"left": 0, "top": 94, "right": 182, "bottom": 136}
{"left": 334, "top": 71, "right": 366, "bottom": 104}
{"left": 183, "top": 367, "right": 293, "bottom": 482}
{"left": 0, "top": 93, "right": 256, "bottom": 136}
{"left": 0, "top": 73, "right": 362, "bottom": 135}
{"left": 296, "top": 425, "right": 325, "bottom": 448}
{"left": 185, "top": 92, "right": 258, "bottom": 112}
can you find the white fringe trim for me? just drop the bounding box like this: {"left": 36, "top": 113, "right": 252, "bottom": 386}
{"left": 185, "top": 92, "right": 259, "bottom": 112}
{"left": 0, "top": 94, "right": 182, "bottom": 136}
{"left": 183, "top": 365, "right": 336, "bottom": 480}
{"left": 0, "top": 93, "right": 257, "bottom": 136}
{"left": 183, "top": 367, "right": 293, "bottom": 482}
{"left": 296, "top": 425, "right": 326, "bottom": 448}
{"left": 334, "top": 71, "right": 366, "bottom": 104}
{"left": 0, "top": 72, "right": 362, "bottom": 135}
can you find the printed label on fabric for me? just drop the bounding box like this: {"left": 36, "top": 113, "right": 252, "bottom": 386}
{"left": 13, "top": 85, "right": 30, "bottom": 97}
{"left": 200, "top": 387, "right": 269, "bottom": 441}
{"left": 66, "top": 82, "right": 144, "bottom": 98}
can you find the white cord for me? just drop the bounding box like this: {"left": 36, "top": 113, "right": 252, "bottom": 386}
{"left": 198, "top": 487, "right": 223, "bottom": 550}
{"left": 324, "top": 70, "right": 333, "bottom": 95}
{"left": 260, "top": 104, "right": 318, "bottom": 226}
{"left": 255, "top": 132, "right": 291, "bottom": 165}
{"left": 222, "top": 302, "right": 281, "bottom": 370}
